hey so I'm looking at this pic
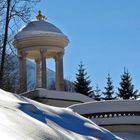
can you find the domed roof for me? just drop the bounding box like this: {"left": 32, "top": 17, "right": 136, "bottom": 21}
{"left": 13, "top": 11, "right": 69, "bottom": 51}
{"left": 15, "top": 20, "right": 68, "bottom": 40}
{"left": 21, "top": 20, "right": 63, "bottom": 34}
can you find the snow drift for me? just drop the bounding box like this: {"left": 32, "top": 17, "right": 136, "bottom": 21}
{"left": 0, "top": 89, "right": 122, "bottom": 140}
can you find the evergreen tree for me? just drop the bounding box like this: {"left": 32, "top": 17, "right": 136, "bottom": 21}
{"left": 102, "top": 73, "right": 115, "bottom": 100}
{"left": 118, "top": 69, "right": 139, "bottom": 99}
{"left": 93, "top": 84, "right": 102, "bottom": 101}
{"left": 74, "top": 62, "right": 93, "bottom": 96}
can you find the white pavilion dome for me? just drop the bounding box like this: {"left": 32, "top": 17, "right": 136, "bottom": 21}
{"left": 13, "top": 11, "right": 69, "bottom": 55}
{"left": 15, "top": 20, "right": 68, "bottom": 40}
{"left": 21, "top": 20, "right": 63, "bottom": 33}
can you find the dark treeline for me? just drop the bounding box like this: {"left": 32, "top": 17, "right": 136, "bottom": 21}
{"left": 74, "top": 62, "right": 140, "bottom": 100}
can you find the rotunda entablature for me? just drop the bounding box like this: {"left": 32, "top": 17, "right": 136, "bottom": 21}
{"left": 13, "top": 34, "right": 68, "bottom": 49}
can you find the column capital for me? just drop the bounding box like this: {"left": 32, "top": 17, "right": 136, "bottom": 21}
{"left": 58, "top": 51, "right": 64, "bottom": 57}
{"left": 18, "top": 50, "right": 27, "bottom": 59}
{"left": 40, "top": 49, "right": 47, "bottom": 57}
{"left": 54, "top": 51, "right": 64, "bottom": 61}
{"left": 35, "top": 58, "right": 41, "bottom": 64}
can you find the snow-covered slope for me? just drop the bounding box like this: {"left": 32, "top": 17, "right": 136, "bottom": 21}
{"left": 0, "top": 89, "right": 122, "bottom": 140}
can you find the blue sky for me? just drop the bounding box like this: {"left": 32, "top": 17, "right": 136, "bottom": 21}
{"left": 34, "top": 0, "right": 140, "bottom": 91}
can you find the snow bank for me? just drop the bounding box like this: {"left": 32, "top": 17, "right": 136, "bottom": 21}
{"left": 0, "top": 89, "right": 122, "bottom": 140}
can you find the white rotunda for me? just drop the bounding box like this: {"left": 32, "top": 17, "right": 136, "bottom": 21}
{"left": 13, "top": 11, "right": 69, "bottom": 92}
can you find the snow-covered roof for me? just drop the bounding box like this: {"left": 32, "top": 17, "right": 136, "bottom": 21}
{"left": 22, "top": 88, "right": 94, "bottom": 103}
{"left": 0, "top": 89, "right": 123, "bottom": 140}
{"left": 21, "top": 20, "right": 63, "bottom": 33}
{"left": 69, "top": 100, "right": 140, "bottom": 115}
{"left": 15, "top": 20, "right": 68, "bottom": 40}
{"left": 69, "top": 99, "right": 140, "bottom": 135}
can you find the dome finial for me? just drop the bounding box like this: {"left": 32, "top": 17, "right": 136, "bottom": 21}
{"left": 36, "top": 10, "right": 46, "bottom": 21}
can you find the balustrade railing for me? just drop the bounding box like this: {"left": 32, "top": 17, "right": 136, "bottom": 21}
{"left": 82, "top": 111, "right": 140, "bottom": 119}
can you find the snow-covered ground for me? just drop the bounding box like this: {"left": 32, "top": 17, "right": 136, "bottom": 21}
{"left": 0, "top": 89, "right": 122, "bottom": 140}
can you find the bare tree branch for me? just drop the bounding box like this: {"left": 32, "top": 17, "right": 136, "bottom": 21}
{"left": 0, "top": 0, "right": 41, "bottom": 91}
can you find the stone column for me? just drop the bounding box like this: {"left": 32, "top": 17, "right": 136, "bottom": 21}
{"left": 40, "top": 49, "right": 47, "bottom": 88}
{"left": 18, "top": 51, "right": 27, "bottom": 93}
{"left": 35, "top": 59, "right": 42, "bottom": 88}
{"left": 55, "top": 52, "right": 64, "bottom": 91}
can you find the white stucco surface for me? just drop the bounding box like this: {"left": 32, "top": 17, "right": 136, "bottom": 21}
{"left": 14, "top": 20, "right": 68, "bottom": 40}
{"left": 69, "top": 100, "right": 140, "bottom": 115}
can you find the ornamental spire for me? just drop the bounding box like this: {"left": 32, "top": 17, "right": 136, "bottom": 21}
{"left": 36, "top": 10, "right": 46, "bottom": 21}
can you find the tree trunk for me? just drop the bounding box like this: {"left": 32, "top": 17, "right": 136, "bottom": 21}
{"left": 0, "top": 0, "right": 10, "bottom": 87}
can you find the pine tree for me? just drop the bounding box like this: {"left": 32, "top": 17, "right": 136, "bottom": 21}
{"left": 118, "top": 69, "right": 139, "bottom": 99}
{"left": 93, "top": 84, "right": 102, "bottom": 101}
{"left": 74, "top": 62, "right": 93, "bottom": 96}
{"left": 102, "top": 73, "right": 115, "bottom": 100}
